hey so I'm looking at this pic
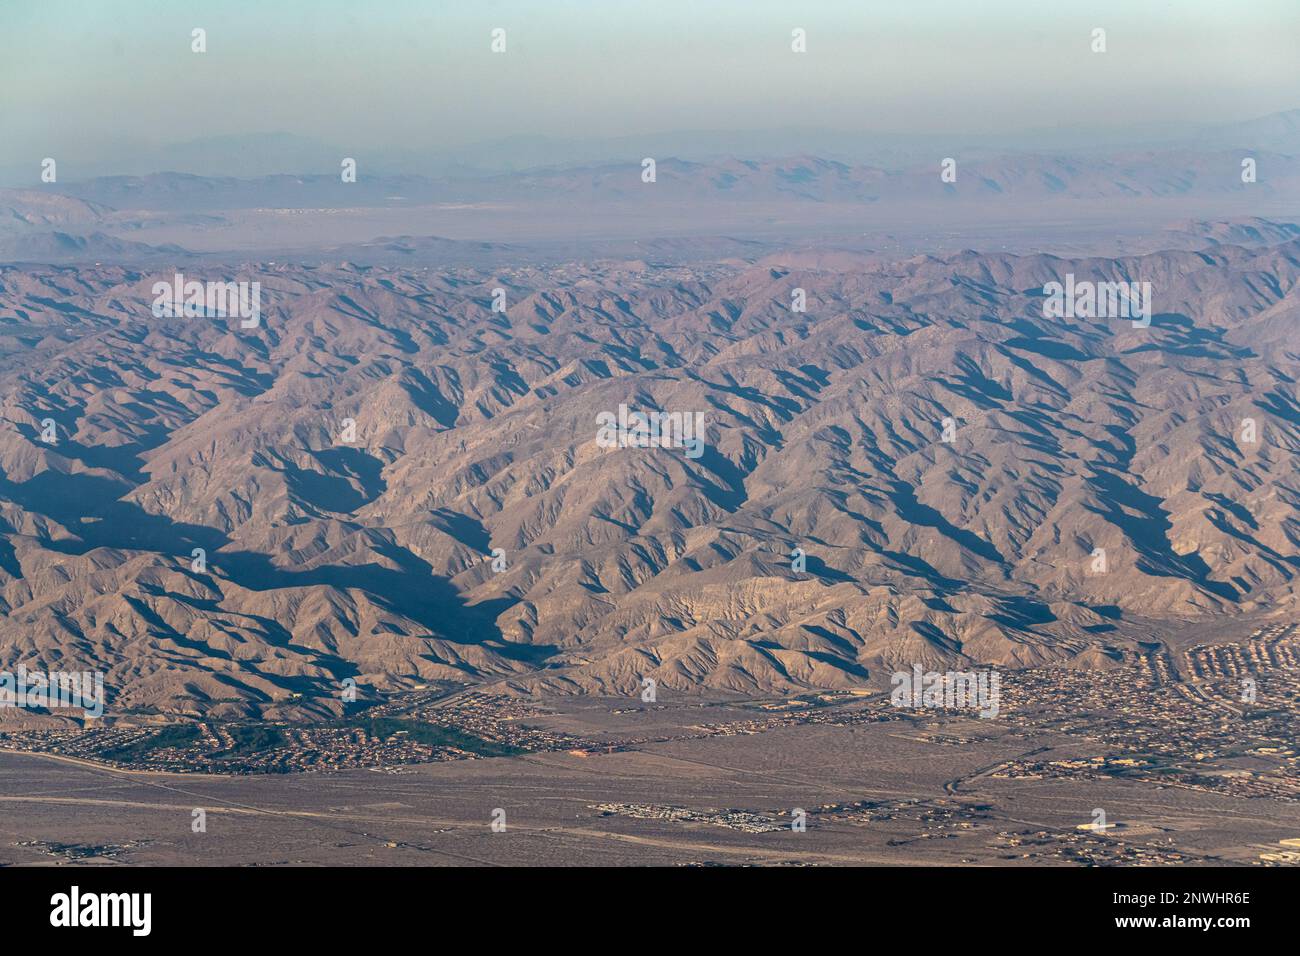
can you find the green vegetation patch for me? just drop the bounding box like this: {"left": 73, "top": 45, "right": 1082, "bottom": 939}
{"left": 98, "top": 723, "right": 203, "bottom": 761}
{"left": 338, "top": 717, "right": 524, "bottom": 757}
{"left": 215, "top": 725, "right": 285, "bottom": 757}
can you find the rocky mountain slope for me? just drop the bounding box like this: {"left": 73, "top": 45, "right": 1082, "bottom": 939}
{"left": 0, "top": 240, "right": 1296, "bottom": 716}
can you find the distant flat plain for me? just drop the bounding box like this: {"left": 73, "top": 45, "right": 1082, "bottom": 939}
{"left": 111, "top": 196, "right": 1300, "bottom": 261}
{"left": 2, "top": 705, "right": 1294, "bottom": 867}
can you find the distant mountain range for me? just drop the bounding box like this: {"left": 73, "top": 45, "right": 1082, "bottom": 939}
{"left": 2, "top": 144, "right": 1297, "bottom": 266}
{"left": 4, "top": 109, "right": 1298, "bottom": 183}
{"left": 12, "top": 149, "right": 1298, "bottom": 212}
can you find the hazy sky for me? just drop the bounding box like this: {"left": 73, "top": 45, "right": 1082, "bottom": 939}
{"left": 3, "top": 0, "right": 1298, "bottom": 169}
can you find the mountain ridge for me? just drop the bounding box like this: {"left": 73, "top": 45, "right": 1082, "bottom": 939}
{"left": 0, "top": 238, "right": 1296, "bottom": 716}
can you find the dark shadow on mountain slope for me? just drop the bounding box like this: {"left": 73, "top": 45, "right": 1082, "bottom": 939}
{"left": 285, "top": 463, "right": 368, "bottom": 513}
{"left": 1122, "top": 313, "right": 1252, "bottom": 361}
{"left": 602, "top": 343, "right": 658, "bottom": 373}
{"left": 771, "top": 367, "right": 825, "bottom": 403}
{"left": 0, "top": 468, "right": 226, "bottom": 557}
{"left": 751, "top": 639, "right": 870, "bottom": 680}
{"left": 311, "top": 446, "right": 387, "bottom": 509}
{"left": 799, "top": 624, "right": 861, "bottom": 658}
{"left": 1000, "top": 409, "right": 1071, "bottom": 457}
{"left": 1, "top": 464, "right": 527, "bottom": 653}
{"left": 1004, "top": 336, "right": 1090, "bottom": 363}
{"left": 879, "top": 548, "right": 966, "bottom": 593}
{"left": 819, "top": 492, "right": 965, "bottom": 592}
{"left": 803, "top": 554, "right": 856, "bottom": 584}
{"left": 952, "top": 353, "right": 1014, "bottom": 404}
{"left": 998, "top": 345, "right": 1074, "bottom": 399}
{"left": 1202, "top": 508, "right": 1295, "bottom": 580}
{"left": 334, "top": 294, "right": 418, "bottom": 354}
{"left": 852, "top": 313, "right": 922, "bottom": 336}
{"left": 256, "top": 446, "right": 387, "bottom": 515}
{"left": 488, "top": 640, "right": 561, "bottom": 666}
{"left": 689, "top": 370, "right": 801, "bottom": 424}
{"left": 986, "top": 595, "right": 1057, "bottom": 630}
{"left": 702, "top": 395, "right": 785, "bottom": 447}
{"left": 15, "top": 431, "right": 142, "bottom": 485}
{"left": 23, "top": 295, "right": 114, "bottom": 323}
{"left": 157, "top": 348, "right": 275, "bottom": 397}
{"left": 800, "top": 650, "right": 871, "bottom": 680}
{"left": 0, "top": 535, "right": 19, "bottom": 578}
{"left": 799, "top": 364, "right": 832, "bottom": 388}
{"left": 215, "top": 548, "right": 521, "bottom": 650}
{"left": 137, "top": 581, "right": 364, "bottom": 684}
{"left": 1254, "top": 391, "right": 1300, "bottom": 425}
{"left": 430, "top": 508, "right": 492, "bottom": 552}
{"left": 123, "top": 593, "right": 235, "bottom": 663}
{"left": 1092, "top": 423, "right": 1137, "bottom": 467}
{"left": 686, "top": 445, "right": 749, "bottom": 512}
{"left": 398, "top": 368, "right": 460, "bottom": 428}
{"left": 1084, "top": 466, "right": 1239, "bottom": 601}
{"left": 886, "top": 479, "right": 1005, "bottom": 565}
{"left": 910, "top": 619, "right": 964, "bottom": 654}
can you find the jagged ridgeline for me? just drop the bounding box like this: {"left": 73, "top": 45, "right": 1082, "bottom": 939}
{"left": 0, "top": 238, "right": 1296, "bottom": 717}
